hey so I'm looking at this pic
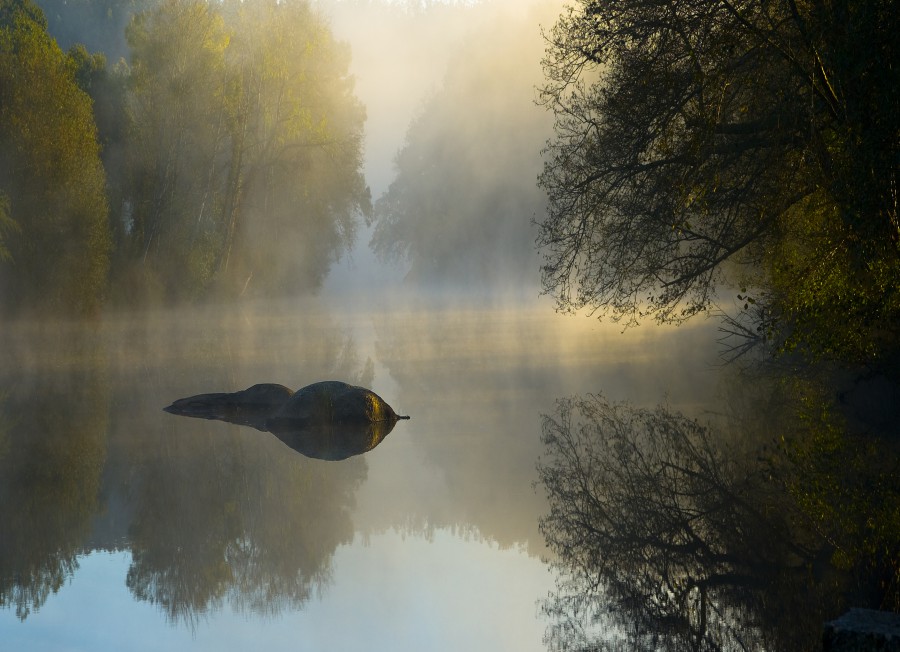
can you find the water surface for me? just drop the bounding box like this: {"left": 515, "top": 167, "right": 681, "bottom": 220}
{"left": 0, "top": 297, "right": 722, "bottom": 650}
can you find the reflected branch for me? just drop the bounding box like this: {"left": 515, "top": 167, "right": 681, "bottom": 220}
{"left": 537, "top": 395, "right": 826, "bottom": 652}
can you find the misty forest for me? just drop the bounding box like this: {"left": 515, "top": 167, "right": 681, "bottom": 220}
{"left": 2, "top": 0, "right": 369, "bottom": 310}
{"left": 0, "top": 0, "right": 898, "bottom": 650}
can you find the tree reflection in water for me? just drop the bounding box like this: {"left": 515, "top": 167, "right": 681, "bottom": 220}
{"left": 0, "top": 308, "right": 377, "bottom": 625}
{"left": 0, "top": 349, "right": 109, "bottom": 620}
{"left": 124, "top": 426, "right": 366, "bottom": 625}
{"left": 537, "top": 395, "right": 839, "bottom": 652}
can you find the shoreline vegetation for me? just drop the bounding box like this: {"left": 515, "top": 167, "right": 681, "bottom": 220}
{"left": 1, "top": 0, "right": 369, "bottom": 315}
{"left": 0, "top": 1, "right": 897, "bottom": 650}
{"left": 535, "top": 0, "right": 899, "bottom": 648}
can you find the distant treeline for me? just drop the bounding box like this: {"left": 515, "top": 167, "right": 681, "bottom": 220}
{"left": 0, "top": 0, "right": 369, "bottom": 314}
{"left": 369, "top": 4, "right": 555, "bottom": 291}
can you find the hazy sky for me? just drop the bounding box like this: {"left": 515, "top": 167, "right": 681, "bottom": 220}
{"left": 317, "top": 0, "right": 566, "bottom": 292}
{"left": 320, "top": 0, "right": 562, "bottom": 195}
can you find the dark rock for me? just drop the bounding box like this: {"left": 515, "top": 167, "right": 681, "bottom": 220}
{"left": 164, "top": 381, "right": 409, "bottom": 460}
{"left": 163, "top": 383, "right": 293, "bottom": 431}
{"left": 823, "top": 608, "right": 900, "bottom": 651}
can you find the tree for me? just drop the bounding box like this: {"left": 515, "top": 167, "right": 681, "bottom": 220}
{"left": 116, "top": 0, "right": 369, "bottom": 301}
{"left": 0, "top": 0, "right": 110, "bottom": 314}
{"left": 217, "top": 0, "right": 370, "bottom": 296}
{"left": 537, "top": 0, "right": 899, "bottom": 341}
{"left": 0, "top": 191, "right": 17, "bottom": 262}
{"left": 121, "top": 0, "right": 231, "bottom": 300}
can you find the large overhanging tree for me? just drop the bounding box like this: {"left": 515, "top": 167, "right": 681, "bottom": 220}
{"left": 537, "top": 0, "right": 899, "bottom": 345}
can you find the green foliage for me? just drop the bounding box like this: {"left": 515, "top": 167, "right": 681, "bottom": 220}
{"left": 0, "top": 0, "right": 110, "bottom": 315}
{"left": 0, "top": 0, "right": 368, "bottom": 311}
{"left": 537, "top": 0, "right": 900, "bottom": 359}
{"left": 0, "top": 190, "right": 19, "bottom": 262}
{"left": 216, "top": 0, "right": 370, "bottom": 296}
{"left": 768, "top": 191, "right": 900, "bottom": 362}
{"left": 121, "top": 0, "right": 230, "bottom": 301}
{"left": 775, "top": 382, "right": 900, "bottom": 610}
{"left": 66, "top": 41, "right": 105, "bottom": 90}
{"left": 114, "top": 0, "right": 369, "bottom": 302}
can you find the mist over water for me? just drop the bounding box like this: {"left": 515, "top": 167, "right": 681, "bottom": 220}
{"left": 0, "top": 290, "right": 725, "bottom": 650}
{"left": 6, "top": 1, "right": 889, "bottom": 651}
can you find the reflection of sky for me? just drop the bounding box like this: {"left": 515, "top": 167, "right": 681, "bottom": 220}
{"left": 0, "top": 530, "right": 552, "bottom": 651}
{"left": 1, "top": 1, "right": 736, "bottom": 646}
{"left": 0, "top": 298, "right": 725, "bottom": 649}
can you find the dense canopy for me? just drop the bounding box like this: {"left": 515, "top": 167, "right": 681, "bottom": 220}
{"left": 1, "top": 0, "right": 370, "bottom": 311}
{"left": 538, "top": 0, "right": 899, "bottom": 359}
{"left": 0, "top": 0, "right": 110, "bottom": 314}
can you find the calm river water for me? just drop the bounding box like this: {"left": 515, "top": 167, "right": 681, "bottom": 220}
{"left": 0, "top": 295, "right": 723, "bottom": 651}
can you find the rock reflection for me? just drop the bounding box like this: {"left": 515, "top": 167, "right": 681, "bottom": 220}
{"left": 537, "top": 395, "right": 838, "bottom": 652}
{"left": 164, "top": 380, "right": 408, "bottom": 461}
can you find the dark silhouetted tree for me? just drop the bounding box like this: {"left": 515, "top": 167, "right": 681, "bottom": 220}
{"left": 537, "top": 0, "right": 899, "bottom": 358}
{"left": 537, "top": 395, "right": 834, "bottom": 652}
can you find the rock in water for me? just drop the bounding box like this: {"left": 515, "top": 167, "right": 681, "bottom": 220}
{"left": 164, "top": 381, "right": 409, "bottom": 460}
{"left": 163, "top": 383, "right": 293, "bottom": 431}
{"left": 268, "top": 417, "right": 400, "bottom": 462}
{"left": 267, "top": 381, "right": 407, "bottom": 428}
